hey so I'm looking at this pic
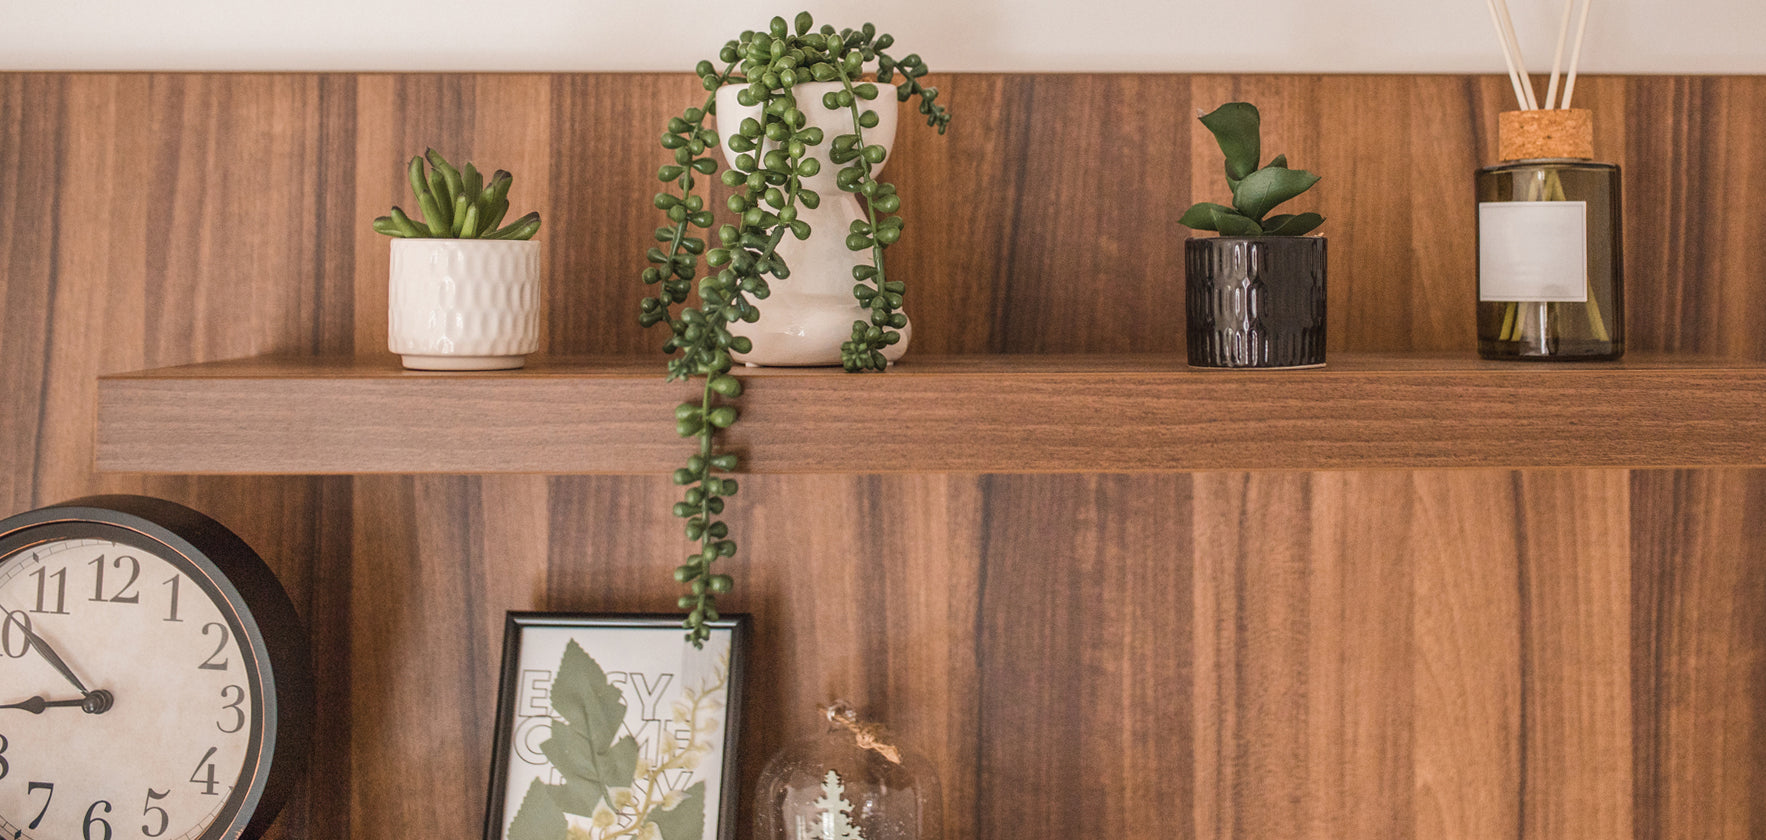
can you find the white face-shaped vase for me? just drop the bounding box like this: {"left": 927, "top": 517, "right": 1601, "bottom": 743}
{"left": 715, "top": 81, "right": 910, "bottom": 367}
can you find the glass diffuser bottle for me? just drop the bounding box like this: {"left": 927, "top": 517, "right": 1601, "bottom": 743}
{"left": 1476, "top": 109, "right": 1623, "bottom": 360}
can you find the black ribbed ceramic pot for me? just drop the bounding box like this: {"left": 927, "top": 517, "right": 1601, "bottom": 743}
{"left": 1184, "top": 236, "right": 1328, "bottom": 369}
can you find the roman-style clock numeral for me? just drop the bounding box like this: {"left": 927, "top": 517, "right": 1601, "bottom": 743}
{"left": 190, "top": 747, "right": 222, "bottom": 796}
{"left": 141, "top": 789, "right": 170, "bottom": 838}
{"left": 87, "top": 555, "right": 141, "bottom": 604}
{"left": 29, "top": 567, "right": 68, "bottom": 615}
{"left": 219, "top": 685, "right": 247, "bottom": 734}
{"left": 162, "top": 575, "right": 183, "bottom": 622}
{"left": 0, "top": 611, "right": 26, "bottom": 658}
{"left": 26, "top": 782, "right": 53, "bottom": 830}
{"left": 82, "top": 800, "right": 112, "bottom": 840}
{"left": 199, "top": 623, "right": 231, "bottom": 671}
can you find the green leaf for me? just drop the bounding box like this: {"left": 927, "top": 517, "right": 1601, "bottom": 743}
{"left": 1210, "top": 206, "right": 1263, "bottom": 237}
{"left": 1198, "top": 102, "right": 1260, "bottom": 182}
{"left": 1267, "top": 154, "right": 1288, "bottom": 169}
{"left": 1262, "top": 211, "right": 1326, "bottom": 236}
{"left": 540, "top": 735, "right": 639, "bottom": 815}
{"left": 1179, "top": 202, "right": 1235, "bottom": 231}
{"left": 537, "top": 641, "right": 642, "bottom": 816}
{"left": 1231, "top": 166, "right": 1321, "bottom": 223}
{"left": 645, "top": 781, "right": 707, "bottom": 840}
{"left": 551, "top": 640, "right": 625, "bottom": 744}
{"left": 506, "top": 780, "right": 567, "bottom": 840}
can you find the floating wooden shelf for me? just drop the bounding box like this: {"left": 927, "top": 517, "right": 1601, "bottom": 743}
{"left": 94, "top": 352, "right": 1766, "bottom": 474}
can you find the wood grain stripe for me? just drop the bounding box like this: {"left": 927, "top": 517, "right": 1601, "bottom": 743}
{"left": 1630, "top": 469, "right": 1766, "bottom": 840}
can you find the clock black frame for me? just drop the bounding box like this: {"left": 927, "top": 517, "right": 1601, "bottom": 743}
{"left": 0, "top": 495, "right": 312, "bottom": 840}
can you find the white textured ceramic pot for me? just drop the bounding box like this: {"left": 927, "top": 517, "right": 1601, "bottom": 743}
{"left": 388, "top": 238, "right": 541, "bottom": 370}
{"left": 715, "top": 81, "right": 911, "bottom": 367}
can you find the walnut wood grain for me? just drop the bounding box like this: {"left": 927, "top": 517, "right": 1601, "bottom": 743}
{"left": 97, "top": 352, "right": 1766, "bottom": 474}
{"left": 1630, "top": 470, "right": 1766, "bottom": 840}
{"left": 0, "top": 73, "right": 355, "bottom": 840}
{"left": 8, "top": 71, "right": 1766, "bottom": 840}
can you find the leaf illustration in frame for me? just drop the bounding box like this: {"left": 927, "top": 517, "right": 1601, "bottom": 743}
{"left": 538, "top": 640, "right": 642, "bottom": 816}
{"left": 506, "top": 780, "right": 568, "bottom": 840}
{"left": 645, "top": 780, "right": 707, "bottom": 840}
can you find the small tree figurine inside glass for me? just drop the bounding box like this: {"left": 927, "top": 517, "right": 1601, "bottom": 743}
{"left": 755, "top": 702, "right": 941, "bottom": 840}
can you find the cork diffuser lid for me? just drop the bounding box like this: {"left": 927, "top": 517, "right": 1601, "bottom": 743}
{"left": 1498, "top": 109, "right": 1594, "bottom": 161}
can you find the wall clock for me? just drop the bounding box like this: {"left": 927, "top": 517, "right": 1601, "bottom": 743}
{"left": 0, "top": 495, "right": 311, "bottom": 840}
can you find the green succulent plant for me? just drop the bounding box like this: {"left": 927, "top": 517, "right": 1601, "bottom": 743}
{"left": 372, "top": 148, "right": 541, "bottom": 240}
{"left": 636, "top": 11, "right": 951, "bottom": 646}
{"left": 1179, "top": 102, "right": 1323, "bottom": 237}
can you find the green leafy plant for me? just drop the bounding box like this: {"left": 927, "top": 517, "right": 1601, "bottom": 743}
{"left": 636, "top": 12, "right": 951, "bottom": 646}
{"left": 372, "top": 148, "right": 541, "bottom": 240}
{"left": 1179, "top": 103, "right": 1323, "bottom": 237}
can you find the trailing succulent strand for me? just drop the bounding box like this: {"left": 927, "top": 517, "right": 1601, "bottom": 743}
{"left": 637, "top": 12, "right": 950, "bottom": 646}
{"left": 373, "top": 149, "right": 540, "bottom": 240}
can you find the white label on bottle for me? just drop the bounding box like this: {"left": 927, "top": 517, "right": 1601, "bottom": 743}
{"left": 1478, "top": 201, "right": 1588, "bottom": 302}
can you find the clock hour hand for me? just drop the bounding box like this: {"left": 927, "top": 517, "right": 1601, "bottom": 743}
{"left": 0, "top": 694, "right": 110, "bottom": 714}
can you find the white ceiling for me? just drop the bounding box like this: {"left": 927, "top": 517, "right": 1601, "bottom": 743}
{"left": 3, "top": 0, "right": 1761, "bottom": 73}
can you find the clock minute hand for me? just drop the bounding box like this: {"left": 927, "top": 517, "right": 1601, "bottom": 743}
{"left": 18, "top": 623, "right": 91, "bottom": 695}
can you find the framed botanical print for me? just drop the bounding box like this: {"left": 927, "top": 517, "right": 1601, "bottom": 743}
{"left": 484, "top": 613, "right": 748, "bottom": 840}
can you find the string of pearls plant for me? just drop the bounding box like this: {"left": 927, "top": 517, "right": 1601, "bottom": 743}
{"left": 638, "top": 12, "right": 950, "bottom": 646}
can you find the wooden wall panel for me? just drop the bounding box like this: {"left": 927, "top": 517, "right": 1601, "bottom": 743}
{"left": 1631, "top": 470, "right": 1766, "bottom": 840}
{"left": 1516, "top": 471, "right": 1632, "bottom": 840}
{"left": 293, "top": 72, "right": 1766, "bottom": 359}
{"left": 338, "top": 470, "right": 1662, "bottom": 840}
{"left": 351, "top": 476, "right": 501, "bottom": 837}
{"left": 1411, "top": 472, "right": 1521, "bottom": 839}
{"left": 1190, "top": 472, "right": 1316, "bottom": 839}
{"left": 1302, "top": 472, "right": 1417, "bottom": 840}
{"left": 348, "top": 475, "right": 986, "bottom": 840}
{"left": 0, "top": 73, "right": 355, "bottom": 840}
{"left": 977, "top": 475, "right": 1190, "bottom": 839}
{"left": 0, "top": 74, "right": 63, "bottom": 515}
{"left": 1619, "top": 78, "right": 1766, "bottom": 360}
{"left": 5, "top": 72, "right": 1766, "bottom": 840}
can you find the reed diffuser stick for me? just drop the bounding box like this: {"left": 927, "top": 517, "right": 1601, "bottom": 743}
{"left": 1484, "top": 0, "right": 1532, "bottom": 110}
{"left": 1562, "top": 0, "right": 1594, "bottom": 109}
{"left": 1545, "top": 0, "right": 1576, "bottom": 108}
{"left": 1493, "top": 0, "right": 1539, "bottom": 109}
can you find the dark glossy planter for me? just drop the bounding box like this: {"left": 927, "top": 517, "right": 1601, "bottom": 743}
{"left": 1185, "top": 236, "right": 1328, "bottom": 369}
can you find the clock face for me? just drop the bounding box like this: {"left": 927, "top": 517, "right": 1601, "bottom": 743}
{"left": 0, "top": 525, "right": 265, "bottom": 840}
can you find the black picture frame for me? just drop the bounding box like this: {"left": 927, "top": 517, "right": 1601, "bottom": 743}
{"left": 483, "top": 612, "right": 748, "bottom": 840}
